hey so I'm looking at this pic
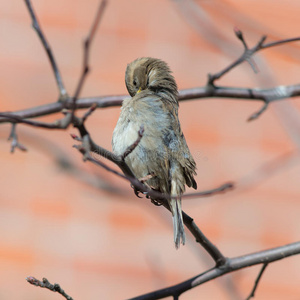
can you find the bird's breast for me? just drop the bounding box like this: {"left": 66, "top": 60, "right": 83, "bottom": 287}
{"left": 112, "top": 106, "right": 141, "bottom": 156}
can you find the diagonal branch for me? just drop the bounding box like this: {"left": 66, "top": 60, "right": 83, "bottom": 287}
{"left": 182, "top": 212, "right": 226, "bottom": 266}
{"left": 247, "top": 101, "right": 269, "bottom": 121}
{"left": 121, "top": 125, "right": 144, "bottom": 160}
{"left": 72, "top": 0, "right": 107, "bottom": 117}
{"left": 129, "top": 241, "right": 300, "bottom": 300}
{"left": 26, "top": 277, "right": 73, "bottom": 300}
{"left": 246, "top": 263, "right": 268, "bottom": 300}
{"left": 24, "top": 0, "right": 68, "bottom": 101}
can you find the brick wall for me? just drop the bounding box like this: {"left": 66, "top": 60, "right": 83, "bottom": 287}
{"left": 1, "top": 1, "right": 300, "bottom": 299}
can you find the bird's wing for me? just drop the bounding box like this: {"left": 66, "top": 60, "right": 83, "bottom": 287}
{"left": 161, "top": 100, "right": 197, "bottom": 191}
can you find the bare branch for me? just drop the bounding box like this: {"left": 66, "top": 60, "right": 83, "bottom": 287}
{"left": 0, "top": 33, "right": 299, "bottom": 126}
{"left": 208, "top": 34, "right": 267, "bottom": 85}
{"left": 234, "top": 27, "right": 248, "bottom": 50}
{"left": 72, "top": 0, "right": 107, "bottom": 117}
{"left": 247, "top": 102, "right": 269, "bottom": 122}
{"left": 121, "top": 125, "right": 144, "bottom": 160}
{"left": 0, "top": 112, "right": 72, "bottom": 129}
{"left": 130, "top": 242, "right": 300, "bottom": 300}
{"left": 24, "top": 0, "right": 68, "bottom": 101}
{"left": 26, "top": 276, "right": 73, "bottom": 300}
{"left": 234, "top": 27, "right": 258, "bottom": 74}
{"left": 262, "top": 36, "right": 300, "bottom": 50}
{"left": 82, "top": 103, "right": 97, "bottom": 122}
{"left": 8, "top": 123, "right": 27, "bottom": 153}
{"left": 1, "top": 81, "right": 300, "bottom": 125}
{"left": 182, "top": 212, "right": 226, "bottom": 266}
{"left": 206, "top": 34, "right": 300, "bottom": 86}
{"left": 183, "top": 182, "right": 233, "bottom": 198}
{"left": 246, "top": 263, "right": 268, "bottom": 300}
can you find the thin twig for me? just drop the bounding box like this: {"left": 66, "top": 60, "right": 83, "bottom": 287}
{"left": 208, "top": 35, "right": 300, "bottom": 84}
{"left": 208, "top": 35, "right": 267, "bottom": 84}
{"left": 208, "top": 35, "right": 300, "bottom": 86}
{"left": 72, "top": 0, "right": 107, "bottom": 118}
{"left": 24, "top": 0, "right": 68, "bottom": 101}
{"left": 82, "top": 103, "right": 97, "bottom": 122}
{"left": 234, "top": 27, "right": 258, "bottom": 74}
{"left": 0, "top": 112, "right": 72, "bottom": 129}
{"left": 8, "top": 123, "right": 27, "bottom": 153}
{"left": 234, "top": 27, "right": 249, "bottom": 50}
{"left": 26, "top": 277, "right": 73, "bottom": 300}
{"left": 247, "top": 102, "right": 269, "bottom": 121}
{"left": 183, "top": 182, "right": 233, "bottom": 198}
{"left": 121, "top": 125, "right": 144, "bottom": 160}
{"left": 262, "top": 36, "right": 300, "bottom": 50}
{"left": 246, "top": 263, "right": 268, "bottom": 300}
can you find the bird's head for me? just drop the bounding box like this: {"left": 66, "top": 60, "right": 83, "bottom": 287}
{"left": 125, "top": 57, "right": 178, "bottom": 98}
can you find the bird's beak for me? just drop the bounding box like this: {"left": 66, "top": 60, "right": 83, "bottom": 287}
{"left": 137, "top": 88, "right": 142, "bottom": 94}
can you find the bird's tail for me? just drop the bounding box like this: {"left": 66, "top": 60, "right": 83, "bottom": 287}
{"left": 170, "top": 183, "right": 185, "bottom": 249}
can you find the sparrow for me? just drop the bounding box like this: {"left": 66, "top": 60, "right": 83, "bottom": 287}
{"left": 112, "top": 57, "right": 197, "bottom": 248}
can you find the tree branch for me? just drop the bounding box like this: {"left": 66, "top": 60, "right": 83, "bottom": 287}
{"left": 24, "top": 0, "right": 68, "bottom": 100}
{"left": 129, "top": 241, "right": 300, "bottom": 300}
{"left": 208, "top": 35, "right": 267, "bottom": 84}
{"left": 121, "top": 125, "right": 144, "bottom": 160}
{"left": 208, "top": 34, "right": 300, "bottom": 84}
{"left": 8, "top": 123, "right": 27, "bottom": 153}
{"left": 182, "top": 212, "right": 227, "bottom": 266}
{"left": 26, "top": 277, "right": 73, "bottom": 300}
{"left": 246, "top": 263, "right": 268, "bottom": 300}
{"left": 1, "top": 81, "right": 300, "bottom": 124}
{"left": 72, "top": 0, "right": 107, "bottom": 117}
{"left": 0, "top": 112, "right": 72, "bottom": 129}
{"left": 183, "top": 182, "right": 233, "bottom": 198}
{"left": 0, "top": 33, "right": 299, "bottom": 124}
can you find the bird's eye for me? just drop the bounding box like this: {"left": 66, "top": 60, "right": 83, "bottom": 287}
{"left": 133, "top": 79, "right": 137, "bottom": 86}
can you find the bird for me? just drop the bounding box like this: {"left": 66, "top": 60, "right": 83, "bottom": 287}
{"left": 112, "top": 57, "right": 197, "bottom": 248}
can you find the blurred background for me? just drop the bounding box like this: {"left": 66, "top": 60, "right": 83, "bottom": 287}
{"left": 1, "top": 0, "right": 300, "bottom": 299}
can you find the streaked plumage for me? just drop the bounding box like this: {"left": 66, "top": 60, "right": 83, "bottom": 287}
{"left": 112, "top": 57, "right": 197, "bottom": 248}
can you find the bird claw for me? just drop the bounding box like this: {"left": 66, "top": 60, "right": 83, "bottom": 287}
{"left": 151, "top": 199, "right": 162, "bottom": 206}
{"left": 131, "top": 184, "right": 142, "bottom": 198}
